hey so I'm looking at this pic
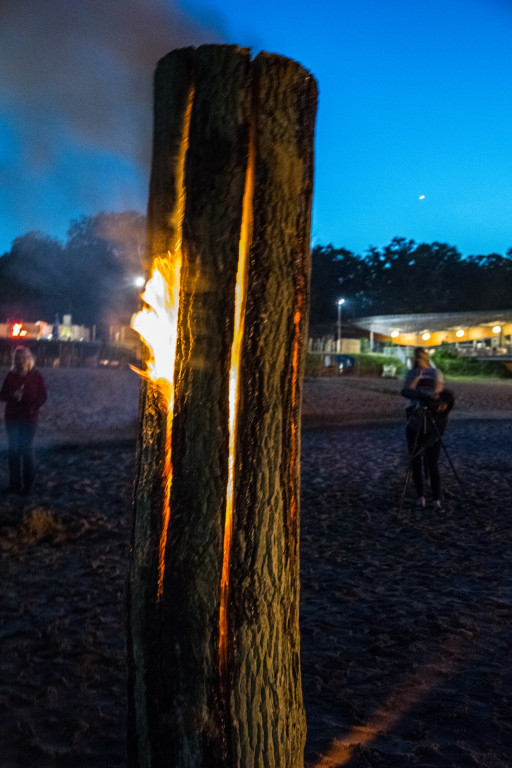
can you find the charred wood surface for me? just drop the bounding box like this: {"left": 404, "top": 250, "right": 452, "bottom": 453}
{"left": 128, "top": 44, "right": 317, "bottom": 768}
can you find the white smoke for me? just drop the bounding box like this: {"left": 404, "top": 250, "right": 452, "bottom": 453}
{"left": 0, "top": 0, "right": 220, "bottom": 242}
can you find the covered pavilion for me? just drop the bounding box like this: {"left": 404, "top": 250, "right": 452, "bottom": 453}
{"left": 354, "top": 310, "right": 512, "bottom": 351}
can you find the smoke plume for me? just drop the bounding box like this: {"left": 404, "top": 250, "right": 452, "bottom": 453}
{"left": 0, "top": 0, "right": 219, "bottom": 244}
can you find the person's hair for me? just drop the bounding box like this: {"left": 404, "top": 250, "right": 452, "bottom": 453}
{"left": 12, "top": 346, "right": 35, "bottom": 371}
{"left": 413, "top": 346, "right": 431, "bottom": 368}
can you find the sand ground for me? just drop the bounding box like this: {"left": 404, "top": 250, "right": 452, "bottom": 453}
{"left": 0, "top": 369, "right": 511, "bottom": 767}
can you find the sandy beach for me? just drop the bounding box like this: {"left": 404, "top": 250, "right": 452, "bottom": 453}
{"left": 0, "top": 368, "right": 511, "bottom": 767}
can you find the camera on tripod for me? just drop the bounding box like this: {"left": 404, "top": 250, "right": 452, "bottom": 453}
{"left": 408, "top": 388, "right": 454, "bottom": 421}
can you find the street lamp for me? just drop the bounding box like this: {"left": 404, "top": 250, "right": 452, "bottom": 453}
{"left": 337, "top": 298, "right": 345, "bottom": 353}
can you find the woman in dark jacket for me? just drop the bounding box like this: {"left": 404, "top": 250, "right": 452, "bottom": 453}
{"left": 0, "top": 346, "right": 47, "bottom": 496}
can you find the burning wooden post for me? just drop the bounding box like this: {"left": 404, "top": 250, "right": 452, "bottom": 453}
{"left": 127, "top": 45, "right": 317, "bottom": 768}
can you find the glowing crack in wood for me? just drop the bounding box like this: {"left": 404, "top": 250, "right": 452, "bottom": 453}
{"left": 290, "top": 305, "right": 302, "bottom": 522}
{"left": 131, "top": 87, "right": 194, "bottom": 600}
{"left": 218, "top": 131, "right": 255, "bottom": 684}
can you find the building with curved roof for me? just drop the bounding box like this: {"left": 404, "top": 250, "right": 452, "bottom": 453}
{"left": 354, "top": 310, "right": 512, "bottom": 350}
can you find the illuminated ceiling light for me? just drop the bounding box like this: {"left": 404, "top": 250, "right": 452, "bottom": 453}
{"left": 390, "top": 330, "right": 399, "bottom": 338}
{"left": 493, "top": 325, "right": 501, "bottom": 334}
{"left": 456, "top": 329, "right": 464, "bottom": 338}
{"left": 422, "top": 332, "right": 430, "bottom": 341}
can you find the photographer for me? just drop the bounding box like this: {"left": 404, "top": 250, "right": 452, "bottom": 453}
{"left": 401, "top": 347, "right": 453, "bottom": 512}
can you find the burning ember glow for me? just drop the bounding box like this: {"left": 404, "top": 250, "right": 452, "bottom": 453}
{"left": 218, "top": 134, "right": 256, "bottom": 683}
{"left": 131, "top": 87, "right": 194, "bottom": 600}
{"left": 131, "top": 255, "right": 182, "bottom": 407}
{"left": 131, "top": 253, "right": 182, "bottom": 599}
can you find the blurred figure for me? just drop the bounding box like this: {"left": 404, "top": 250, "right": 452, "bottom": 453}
{"left": 401, "top": 346, "right": 449, "bottom": 512}
{"left": 0, "top": 346, "right": 47, "bottom": 496}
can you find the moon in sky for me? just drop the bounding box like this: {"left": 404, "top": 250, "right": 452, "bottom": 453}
{"left": 419, "top": 194, "right": 425, "bottom": 200}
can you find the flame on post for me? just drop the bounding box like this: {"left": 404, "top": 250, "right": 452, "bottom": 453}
{"left": 131, "top": 255, "right": 182, "bottom": 408}
{"left": 218, "top": 135, "right": 255, "bottom": 682}
{"left": 131, "top": 254, "right": 182, "bottom": 599}
{"left": 131, "top": 87, "right": 194, "bottom": 600}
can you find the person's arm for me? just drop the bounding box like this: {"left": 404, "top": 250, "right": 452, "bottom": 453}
{"left": 424, "top": 369, "right": 444, "bottom": 399}
{"left": 27, "top": 371, "right": 47, "bottom": 409}
{"left": 0, "top": 372, "right": 15, "bottom": 402}
{"left": 433, "top": 369, "right": 444, "bottom": 395}
{"left": 401, "top": 370, "right": 429, "bottom": 401}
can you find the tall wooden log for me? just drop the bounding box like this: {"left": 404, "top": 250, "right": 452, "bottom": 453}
{"left": 127, "top": 44, "right": 317, "bottom": 768}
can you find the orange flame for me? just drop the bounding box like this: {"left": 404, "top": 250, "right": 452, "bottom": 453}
{"left": 131, "top": 255, "right": 182, "bottom": 407}
{"left": 131, "top": 255, "right": 182, "bottom": 599}
{"left": 131, "top": 87, "right": 194, "bottom": 600}
{"left": 218, "top": 136, "right": 255, "bottom": 682}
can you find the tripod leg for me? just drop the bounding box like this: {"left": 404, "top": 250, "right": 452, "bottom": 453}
{"left": 398, "top": 414, "right": 426, "bottom": 518}
{"left": 428, "top": 414, "right": 472, "bottom": 508}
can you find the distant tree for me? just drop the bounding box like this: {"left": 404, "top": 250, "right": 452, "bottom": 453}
{"left": 310, "top": 245, "right": 353, "bottom": 330}
{"left": 0, "top": 212, "right": 147, "bottom": 333}
{"left": 406, "top": 241, "right": 463, "bottom": 312}
{"left": 466, "top": 252, "right": 512, "bottom": 310}
{"left": 2, "top": 220, "right": 510, "bottom": 337}
{"left": 310, "top": 244, "right": 375, "bottom": 331}
{"left": 309, "top": 237, "right": 512, "bottom": 336}
{"left": 63, "top": 211, "right": 146, "bottom": 329}
{"left": 0, "top": 232, "right": 64, "bottom": 321}
{"left": 94, "top": 211, "right": 147, "bottom": 327}
{"left": 367, "top": 237, "right": 416, "bottom": 313}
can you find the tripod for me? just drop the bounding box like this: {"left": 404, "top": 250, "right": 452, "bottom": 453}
{"left": 398, "top": 403, "right": 469, "bottom": 518}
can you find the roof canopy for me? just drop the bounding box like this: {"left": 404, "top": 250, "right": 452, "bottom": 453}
{"left": 353, "top": 310, "right": 512, "bottom": 346}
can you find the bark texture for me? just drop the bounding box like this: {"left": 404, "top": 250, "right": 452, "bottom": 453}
{"left": 127, "top": 44, "right": 317, "bottom": 768}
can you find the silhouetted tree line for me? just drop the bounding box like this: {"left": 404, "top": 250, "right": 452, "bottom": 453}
{"left": 0, "top": 211, "right": 146, "bottom": 334}
{"left": 2, "top": 222, "right": 511, "bottom": 338}
{"left": 310, "top": 237, "right": 512, "bottom": 334}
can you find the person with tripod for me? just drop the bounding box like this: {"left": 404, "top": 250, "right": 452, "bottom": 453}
{"left": 401, "top": 347, "right": 453, "bottom": 513}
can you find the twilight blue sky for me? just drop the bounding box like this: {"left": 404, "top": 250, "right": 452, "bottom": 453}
{"left": 1, "top": 0, "right": 512, "bottom": 257}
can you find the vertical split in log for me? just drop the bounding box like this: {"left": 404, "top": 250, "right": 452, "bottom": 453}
{"left": 130, "top": 83, "right": 194, "bottom": 601}
{"left": 219, "top": 109, "right": 255, "bottom": 687}
{"left": 128, "top": 44, "right": 317, "bottom": 768}
{"left": 155, "top": 86, "right": 194, "bottom": 600}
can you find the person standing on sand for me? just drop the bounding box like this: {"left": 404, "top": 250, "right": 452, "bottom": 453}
{"left": 401, "top": 346, "right": 452, "bottom": 513}
{"left": 0, "top": 346, "right": 47, "bottom": 496}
